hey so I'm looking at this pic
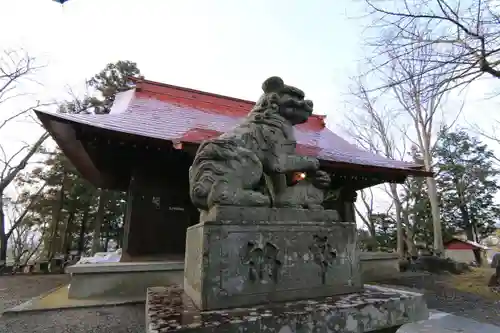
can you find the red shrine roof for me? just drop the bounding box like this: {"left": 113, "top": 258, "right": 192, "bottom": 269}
{"left": 35, "top": 78, "right": 429, "bottom": 180}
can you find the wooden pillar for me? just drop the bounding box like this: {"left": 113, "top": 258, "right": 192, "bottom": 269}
{"left": 342, "top": 188, "right": 357, "bottom": 222}
{"left": 323, "top": 187, "right": 357, "bottom": 222}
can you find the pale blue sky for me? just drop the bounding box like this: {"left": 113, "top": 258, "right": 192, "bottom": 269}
{"left": 1, "top": 0, "right": 499, "bottom": 220}
{"left": 0, "top": 0, "right": 364, "bottom": 118}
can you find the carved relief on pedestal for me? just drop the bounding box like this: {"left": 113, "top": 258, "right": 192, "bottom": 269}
{"left": 242, "top": 240, "right": 282, "bottom": 284}
{"left": 309, "top": 234, "right": 337, "bottom": 284}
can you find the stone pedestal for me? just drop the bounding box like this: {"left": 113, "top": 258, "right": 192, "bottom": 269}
{"left": 145, "top": 206, "right": 429, "bottom": 332}
{"left": 183, "top": 206, "right": 362, "bottom": 311}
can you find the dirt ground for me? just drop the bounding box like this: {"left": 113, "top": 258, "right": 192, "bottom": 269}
{"left": 0, "top": 274, "right": 144, "bottom": 333}
{"left": 444, "top": 267, "right": 500, "bottom": 300}
{"left": 378, "top": 273, "right": 500, "bottom": 326}
{"left": 0, "top": 274, "right": 70, "bottom": 312}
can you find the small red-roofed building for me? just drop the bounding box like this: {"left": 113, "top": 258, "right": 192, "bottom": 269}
{"left": 35, "top": 77, "right": 429, "bottom": 262}
{"left": 444, "top": 238, "right": 489, "bottom": 266}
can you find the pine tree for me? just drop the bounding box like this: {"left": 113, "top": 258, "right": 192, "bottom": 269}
{"left": 434, "top": 129, "right": 500, "bottom": 242}
{"left": 10, "top": 60, "right": 142, "bottom": 261}
{"left": 372, "top": 213, "right": 397, "bottom": 251}
{"left": 87, "top": 60, "right": 143, "bottom": 114}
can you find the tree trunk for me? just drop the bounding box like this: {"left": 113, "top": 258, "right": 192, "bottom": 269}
{"left": 91, "top": 189, "right": 106, "bottom": 255}
{"left": 60, "top": 210, "right": 75, "bottom": 257}
{"left": 0, "top": 233, "right": 7, "bottom": 263}
{"left": 458, "top": 203, "right": 473, "bottom": 241}
{"left": 389, "top": 184, "right": 405, "bottom": 258}
{"left": 426, "top": 177, "right": 444, "bottom": 255}
{"left": 104, "top": 234, "right": 110, "bottom": 252}
{"left": 0, "top": 195, "right": 6, "bottom": 263}
{"left": 413, "top": 97, "right": 444, "bottom": 256}
{"left": 77, "top": 206, "right": 90, "bottom": 256}
{"left": 47, "top": 171, "right": 67, "bottom": 260}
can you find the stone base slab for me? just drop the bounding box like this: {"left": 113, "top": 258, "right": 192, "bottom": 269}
{"left": 146, "top": 284, "right": 429, "bottom": 333}
{"left": 359, "top": 252, "right": 400, "bottom": 282}
{"left": 184, "top": 206, "right": 361, "bottom": 310}
{"left": 66, "top": 261, "right": 183, "bottom": 300}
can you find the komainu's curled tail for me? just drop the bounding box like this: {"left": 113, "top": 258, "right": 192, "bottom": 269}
{"left": 189, "top": 139, "right": 269, "bottom": 211}
{"left": 189, "top": 141, "right": 232, "bottom": 210}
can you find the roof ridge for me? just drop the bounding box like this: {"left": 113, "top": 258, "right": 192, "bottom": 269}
{"left": 129, "top": 76, "right": 327, "bottom": 121}
{"left": 130, "top": 77, "right": 256, "bottom": 106}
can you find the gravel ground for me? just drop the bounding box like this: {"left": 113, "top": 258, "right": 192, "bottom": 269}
{"left": 0, "top": 273, "right": 499, "bottom": 332}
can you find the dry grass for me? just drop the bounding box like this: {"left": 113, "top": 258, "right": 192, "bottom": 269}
{"left": 445, "top": 267, "right": 500, "bottom": 300}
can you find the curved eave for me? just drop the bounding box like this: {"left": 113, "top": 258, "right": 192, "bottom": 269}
{"left": 319, "top": 159, "right": 432, "bottom": 179}
{"left": 177, "top": 141, "right": 431, "bottom": 180}
{"left": 35, "top": 110, "right": 113, "bottom": 188}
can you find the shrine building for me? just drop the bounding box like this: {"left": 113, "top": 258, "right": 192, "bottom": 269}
{"left": 35, "top": 77, "right": 429, "bottom": 262}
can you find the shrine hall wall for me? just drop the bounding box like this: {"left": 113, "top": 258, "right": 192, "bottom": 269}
{"left": 121, "top": 165, "right": 198, "bottom": 261}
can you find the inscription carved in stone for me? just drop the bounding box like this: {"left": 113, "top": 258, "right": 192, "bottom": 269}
{"left": 242, "top": 240, "right": 282, "bottom": 283}
{"left": 309, "top": 235, "right": 337, "bottom": 284}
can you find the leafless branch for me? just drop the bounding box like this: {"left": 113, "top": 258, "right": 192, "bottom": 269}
{"left": 6, "top": 182, "right": 47, "bottom": 239}
{"left": 0, "top": 49, "right": 43, "bottom": 105}
{"left": 0, "top": 132, "right": 49, "bottom": 192}
{"left": 0, "top": 101, "right": 53, "bottom": 132}
{"left": 362, "top": 0, "right": 500, "bottom": 95}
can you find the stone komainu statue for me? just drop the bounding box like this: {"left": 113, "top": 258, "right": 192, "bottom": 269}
{"left": 189, "top": 76, "right": 331, "bottom": 211}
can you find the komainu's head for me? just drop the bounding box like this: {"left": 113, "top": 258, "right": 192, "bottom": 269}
{"left": 251, "top": 76, "right": 314, "bottom": 125}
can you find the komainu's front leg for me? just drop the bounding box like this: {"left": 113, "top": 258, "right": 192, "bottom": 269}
{"left": 267, "top": 154, "right": 320, "bottom": 174}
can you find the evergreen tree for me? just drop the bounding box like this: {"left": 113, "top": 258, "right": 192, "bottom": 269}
{"left": 10, "top": 60, "right": 142, "bottom": 261}
{"left": 434, "top": 129, "right": 500, "bottom": 242}
{"left": 87, "top": 60, "right": 143, "bottom": 114}
{"left": 372, "top": 213, "right": 397, "bottom": 251}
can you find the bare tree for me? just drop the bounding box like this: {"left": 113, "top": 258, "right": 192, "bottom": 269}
{"left": 364, "top": 0, "right": 500, "bottom": 94}
{"left": 354, "top": 188, "right": 377, "bottom": 238}
{"left": 348, "top": 25, "right": 463, "bottom": 254}
{"left": 0, "top": 49, "right": 50, "bottom": 263}
{"left": 345, "top": 78, "right": 411, "bottom": 258}
{"left": 382, "top": 33, "right": 465, "bottom": 255}
{"left": 2, "top": 183, "right": 47, "bottom": 262}
{"left": 10, "top": 217, "right": 45, "bottom": 265}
